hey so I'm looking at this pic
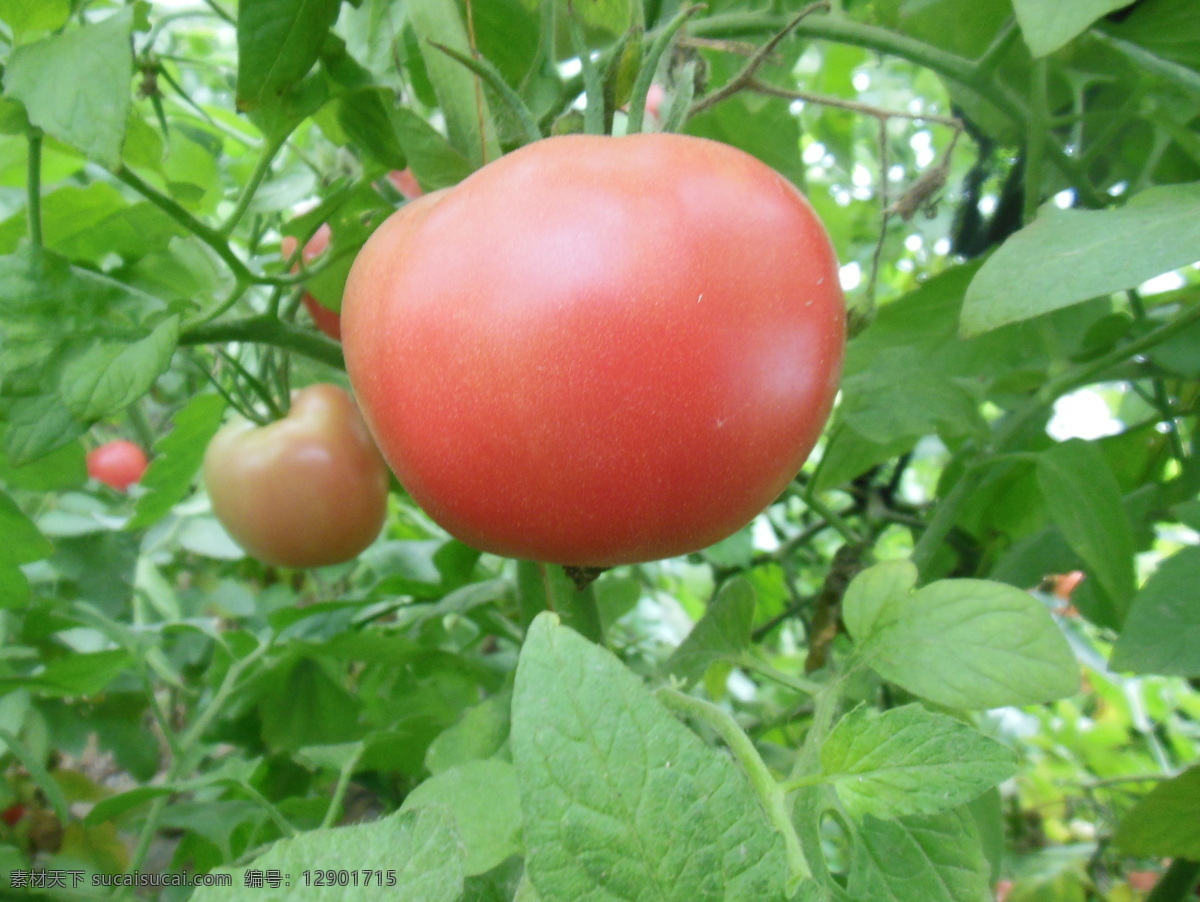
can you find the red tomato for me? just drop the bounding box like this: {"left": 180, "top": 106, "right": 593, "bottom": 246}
{"left": 282, "top": 223, "right": 341, "bottom": 341}
{"left": 86, "top": 440, "right": 148, "bottom": 491}
{"left": 2, "top": 804, "right": 25, "bottom": 827}
{"left": 202, "top": 384, "right": 390, "bottom": 568}
{"left": 343, "top": 134, "right": 845, "bottom": 567}
{"left": 386, "top": 168, "right": 425, "bottom": 200}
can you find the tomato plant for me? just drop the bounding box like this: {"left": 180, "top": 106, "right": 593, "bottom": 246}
{"left": 2, "top": 0, "right": 1199, "bottom": 899}
{"left": 202, "top": 384, "right": 390, "bottom": 568}
{"left": 344, "top": 133, "right": 845, "bottom": 566}
{"left": 85, "top": 440, "right": 148, "bottom": 491}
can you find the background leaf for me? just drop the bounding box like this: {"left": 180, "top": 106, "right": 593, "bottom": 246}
{"left": 961, "top": 183, "right": 1200, "bottom": 335}
{"left": 847, "top": 577, "right": 1079, "bottom": 708}
{"left": 1110, "top": 544, "right": 1200, "bottom": 676}
{"left": 3, "top": 9, "right": 133, "bottom": 167}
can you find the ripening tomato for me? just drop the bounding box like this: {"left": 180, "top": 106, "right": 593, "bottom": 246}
{"left": 386, "top": 168, "right": 424, "bottom": 200}
{"left": 203, "top": 384, "right": 390, "bottom": 568}
{"left": 343, "top": 133, "right": 845, "bottom": 567}
{"left": 282, "top": 224, "right": 341, "bottom": 341}
{"left": 87, "top": 440, "right": 148, "bottom": 491}
{"left": 2, "top": 804, "right": 25, "bottom": 827}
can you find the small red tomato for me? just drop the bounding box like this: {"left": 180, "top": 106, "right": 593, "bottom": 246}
{"left": 2, "top": 804, "right": 25, "bottom": 827}
{"left": 87, "top": 440, "right": 148, "bottom": 491}
{"left": 386, "top": 168, "right": 425, "bottom": 200}
{"left": 282, "top": 224, "right": 341, "bottom": 341}
{"left": 343, "top": 134, "right": 845, "bottom": 566}
{"left": 202, "top": 384, "right": 390, "bottom": 568}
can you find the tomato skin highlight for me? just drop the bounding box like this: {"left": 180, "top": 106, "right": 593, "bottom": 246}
{"left": 202, "top": 384, "right": 390, "bottom": 568}
{"left": 283, "top": 224, "right": 341, "bottom": 341}
{"left": 87, "top": 440, "right": 148, "bottom": 491}
{"left": 343, "top": 134, "right": 845, "bottom": 566}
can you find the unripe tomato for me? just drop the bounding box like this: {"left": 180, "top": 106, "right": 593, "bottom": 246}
{"left": 343, "top": 134, "right": 845, "bottom": 567}
{"left": 202, "top": 384, "right": 389, "bottom": 568}
{"left": 87, "top": 440, "right": 148, "bottom": 491}
{"left": 282, "top": 224, "right": 341, "bottom": 341}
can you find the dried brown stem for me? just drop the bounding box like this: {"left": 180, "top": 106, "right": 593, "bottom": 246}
{"left": 749, "top": 80, "right": 962, "bottom": 127}
{"left": 689, "top": 0, "right": 830, "bottom": 117}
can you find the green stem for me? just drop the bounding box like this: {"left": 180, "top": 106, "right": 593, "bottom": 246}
{"left": 1023, "top": 58, "right": 1047, "bottom": 224}
{"left": 128, "top": 642, "right": 271, "bottom": 876}
{"left": 181, "top": 314, "right": 345, "bottom": 370}
{"left": 779, "top": 772, "right": 828, "bottom": 793}
{"left": 739, "top": 653, "right": 826, "bottom": 697}
{"left": 241, "top": 783, "right": 297, "bottom": 838}
{"left": 1128, "top": 289, "right": 1188, "bottom": 464}
{"left": 802, "top": 490, "right": 862, "bottom": 545}
{"left": 657, "top": 687, "right": 811, "bottom": 890}
{"left": 116, "top": 166, "right": 256, "bottom": 284}
{"left": 221, "top": 133, "right": 287, "bottom": 237}
{"left": 126, "top": 403, "right": 157, "bottom": 455}
{"left": 1146, "top": 859, "right": 1200, "bottom": 902}
{"left": 321, "top": 745, "right": 367, "bottom": 829}
{"left": 26, "top": 129, "right": 42, "bottom": 249}
{"left": 567, "top": 5, "right": 605, "bottom": 134}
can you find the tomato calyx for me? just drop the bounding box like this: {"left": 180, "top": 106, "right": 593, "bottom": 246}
{"left": 564, "top": 565, "right": 608, "bottom": 591}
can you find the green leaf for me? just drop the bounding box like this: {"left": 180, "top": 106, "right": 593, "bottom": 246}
{"left": 39, "top": 649, "right": 132, "bottom": 696}
{"left": 664, "top": 577, "right": 755, "bottom": 686}
{"left": 0, "top": 439, "right": 86, "bottom": 491}
{"left": 1011, "top": 0, "right": 1132, "bottom": 57}
{"left": 1112, "top": 767, "right": 1200, "bottom": 858}
{"left": 193, "top": 807, "right": 466, "bottom": 902}
{"left": 845, "top": 570, "right": 1079, "bottom": 709}
{"left": 407, "top": 0, "right": 500, "bottom": 168}
{"left": 961, "top": 183, "right": 1200, "bottom": 335}
{"left": 4, "top": 395, "right": 85, "bottom": 467}
{"left": 425, "top": 693, "right": 511, "bottom": 775}
{"left": 511, "top": 614, "right": 788, "bottom": 902}
{"left": 0, "top": 183, "right": 188, "bottom": 262}
{"left": 335, "top": 88, "right": 409, "bottom": 171}
{"left": 842, "top": 560, "right": 918, "bottom": 643}
{"left": 1037, "top": 440, "right": 1137, "bottom": 618}
{"left": 128, "top": 393, "right": 226, "bottom": 531}
{"left": 59, "top": 316, "right": 180, "bottom": 421}
{"left": 4, "top": 9, "right": 133, "bottom": 168}
{"left": 0, "top": 0, "right": 70, "bottom": 42}
{"left": 820, "top": 704, "right": 1017, "bottom": 821}
{"left": 401, "top": 759, "right": 523, "bottom": 876}
{"left": 259, "top": 657, "right": 361, "bottom": 752}
{"left": 0, "top": 488, "right": 54, "bottom": 566}
{"left": 848, "top": 807, "right": 992, "bottom": 902}
{"left": 236, "top": 0, "right": 341, "bottom": 112}
{"left": 1110, "top": 544, "right": 1200, "bottom": 676}
{"left": 0, "top": 565, "right": 30, "bottom": 609}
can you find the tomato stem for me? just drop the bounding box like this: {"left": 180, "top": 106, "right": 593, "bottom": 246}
{"left": 657, "top": 687, "right": 812, "bottom": 889}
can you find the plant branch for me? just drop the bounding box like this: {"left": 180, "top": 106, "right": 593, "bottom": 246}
{"left": 116, "top": 166, "right": 255, "bottom": 283}
{"left": 220, "top": 132, "right": 287, "bottom": 237}
{"left": 321, "top": 744, "right": 367, "bottom": 829}
{"left": 26, "top": 128, "right": 42, "bottom": 249}
{"left": 690, "top": 12, "right": 1105, "bottom": 207}
{"left": 657, "top": 687, "right": 811, "bottom": 889}
{"left": 748, "top": 81, "right": 962, "bottom": 127}
{"left": 181, "top": 314, "right": 345, "bottom": 370}
{"left": 689, "top": 1, "right": 830, "bottom": 118}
